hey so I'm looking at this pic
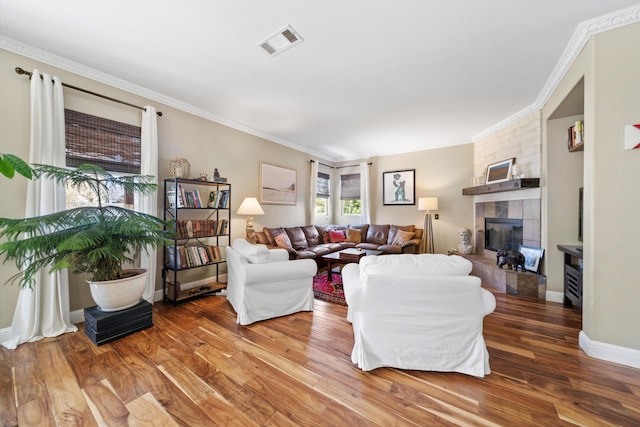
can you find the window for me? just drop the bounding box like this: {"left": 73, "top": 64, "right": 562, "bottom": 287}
{"left": 340, "top": 173, "right": 361, "bottom": 215}
{"left": 316, "top": 172, "right": 330, "bottom": 215}
{"left": 64, "top": 110, "right": 141, "bottom": 209}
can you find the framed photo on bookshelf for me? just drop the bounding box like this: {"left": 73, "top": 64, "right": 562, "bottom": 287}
{"left": 485, "top": 158, "right": 514, "bottom": 184}
{"left": 260, "top": 162, "right": 296, "bottom": 205}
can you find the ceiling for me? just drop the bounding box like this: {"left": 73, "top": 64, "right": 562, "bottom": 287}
{"left": 1, "top": 1, "right": 639, "bottom": 162}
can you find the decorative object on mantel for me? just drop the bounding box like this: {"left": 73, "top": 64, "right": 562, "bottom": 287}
{"left": 519, "top": 245, "right": 545, "bottom": 274}
{"left": 418, "top": 197, "right": 438, "bottom": 253}
{"left": 485, "top": 158, "right": 515, "bottom": 184}
{"left": 168, "top": 157, "right": 191, "bottom": 178}
{"left": 496, "top": 249, "right": 525, "bottom": 271}
{"left": 462, "top": 178, "right": 540, "bottom": 195}
{"left": 236, "top": 197, "right": 264, "bottom": 243}
{"left": 457, "top": 228, "right": 473, "bottom": 254}
{"left": 624, "top": 124, "right": 640, "bottom": 150}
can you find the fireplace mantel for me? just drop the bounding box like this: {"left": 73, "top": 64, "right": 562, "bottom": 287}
{"left": 462, "top": 178, "right": 539, "bottom": 196}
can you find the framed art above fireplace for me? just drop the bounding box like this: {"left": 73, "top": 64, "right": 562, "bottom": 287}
{"left": 485, "top": 158, "right": 514, "bottom": 184}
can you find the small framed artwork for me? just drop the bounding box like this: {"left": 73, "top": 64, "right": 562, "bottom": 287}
{"left": 519, "top": 245, "right": 544, "bottom": 274}
{"left": 260, "top": 162, "right": 297, "bottom": 205}
{"left": 383, "top": 169, "right": 415, "bottom": 205}
{"left": 485, "top": 158, "right": 515, "bottom": 184}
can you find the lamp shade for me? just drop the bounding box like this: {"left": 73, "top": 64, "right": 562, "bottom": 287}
{"left": 418, "top": 197, "right": 438, "bottom": 212}
{"left": 236, "top": 197, "right": 264, "bottom": 215}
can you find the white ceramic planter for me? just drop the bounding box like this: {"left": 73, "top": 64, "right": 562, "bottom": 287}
{"left": 87, "top": 268, "right": 148, "bottom": 312}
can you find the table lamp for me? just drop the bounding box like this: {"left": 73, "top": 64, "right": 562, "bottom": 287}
{"left": 236, "top": 197, "right": 264, "bottom": 243}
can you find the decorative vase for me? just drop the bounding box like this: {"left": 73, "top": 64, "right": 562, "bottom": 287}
{"left": 87, "top": 269, "right": 148, "bottom": 312}
{"left": 168, "top": 158, "right": 191, "bottom": 179}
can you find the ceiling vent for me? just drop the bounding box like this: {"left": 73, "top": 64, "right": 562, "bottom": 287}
{"left": 258, "top": 25, "right": 303, "bottom": 56}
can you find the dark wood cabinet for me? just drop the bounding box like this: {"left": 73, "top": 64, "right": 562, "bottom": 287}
{"left": 557, "top": 245, "right": 583, "bottom": 310}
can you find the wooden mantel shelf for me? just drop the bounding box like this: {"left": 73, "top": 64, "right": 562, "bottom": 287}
{"left": 462, "top": 178, "right": 540, "bottom": 196}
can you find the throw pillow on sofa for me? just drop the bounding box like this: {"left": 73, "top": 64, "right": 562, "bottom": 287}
{"left": 346, "top": 228, "right": 362, "bottom": 243}
{"left": 329, "top": 230, "right": 346, "bottom": 243}
{"left": 274, "top": 232, "right": 293, "bottom": 249}
{"left": 387, "top": 224, "right": 416, "bottom": 245}
{"left": 392, "top": 229, "right": 415, "bottom": 245}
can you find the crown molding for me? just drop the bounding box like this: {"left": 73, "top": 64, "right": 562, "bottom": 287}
{"left": 473, "top": 5, "right": 640, "bottom": 142}
{"left": 0, "top": 35, "right": 334, "bottom": 162}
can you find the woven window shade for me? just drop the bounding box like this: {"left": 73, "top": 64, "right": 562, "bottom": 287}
{"left": 317, "top": 172, "right": 330, "bottom": 198}
{"left": 65, "top": 109, "right": 141, "bottom": 174}
{"left": 340, "top": 173, "right": 360, "bottom": 200}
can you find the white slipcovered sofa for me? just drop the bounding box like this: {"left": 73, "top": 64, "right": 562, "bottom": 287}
{"left": 226, "top": 239, "right": 318, "bottom": 325}
{"left": 342, "top": 254, "right": 496, "bottom": 377}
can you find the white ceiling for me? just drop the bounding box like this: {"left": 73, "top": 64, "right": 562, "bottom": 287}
{"left": 1, "top": 1, "right": 639, "bottom": 162}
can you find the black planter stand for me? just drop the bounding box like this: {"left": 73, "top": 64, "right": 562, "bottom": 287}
{"left": 84, "top": 300, "right": 152, "bottom": 345}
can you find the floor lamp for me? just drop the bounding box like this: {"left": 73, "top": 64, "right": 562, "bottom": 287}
{"left": 236, "top": 197, "right": 264, "bottom": 243}
{"left": 418, "top": 197, "right": 438, "bottom": 253}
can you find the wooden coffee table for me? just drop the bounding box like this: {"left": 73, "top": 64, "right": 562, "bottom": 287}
{"left": 321, "top": 248, "right": 383, "bottom": 282}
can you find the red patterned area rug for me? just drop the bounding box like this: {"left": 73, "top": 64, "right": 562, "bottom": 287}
{"left": 313, "top": 271, "right": 346, "bottom": 306}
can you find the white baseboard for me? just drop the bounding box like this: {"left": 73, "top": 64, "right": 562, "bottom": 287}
{"left": 579, "top": 331, "right": 640, "bottom": 369}
{"left": 0, "top": 275, "right": 229, "bottom": 344}
{"left": 546, "top": 290, "right": 564, "bottom": 303}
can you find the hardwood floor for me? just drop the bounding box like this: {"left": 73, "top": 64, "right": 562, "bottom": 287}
{"left": 1, "top": 290, "right": 639, "bottom": 426}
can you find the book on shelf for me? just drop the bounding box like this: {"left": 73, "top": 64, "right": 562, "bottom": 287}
{"left": 167, "top": 244, "right": 222, "bottom": 269}
{"left": 167, "top": 185, "right": 185, "bottom": 208}
{"left": 176, "top": 219, "right": 229, "bottom": 238}
{"left": 208, "top": 189, "right": 229, "bottom": 209}
{"left": 568, "top": 120, "right": 584, "bottom": 149}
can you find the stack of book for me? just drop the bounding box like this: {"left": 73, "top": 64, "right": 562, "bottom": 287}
{"left": 167, "top": 245, "right": 222, "bottom": 269}
{"left": 339, "top": 248, "right": 365, "bottom": 262}
{"left": 176, "top": 219, "right": 228, "bottom": 238}
{"left": 568, "top": 120, "right": 584, "bottom": 149}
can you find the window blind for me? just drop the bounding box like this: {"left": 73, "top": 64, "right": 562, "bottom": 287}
{"left": 65, "top": 109, "right": 141, "bottom": 174}
{"left": 317, "top": 172, "right": 330, "bottom": 198}
{"left": 340, "top": 173, "right": 360, "bottom": 200}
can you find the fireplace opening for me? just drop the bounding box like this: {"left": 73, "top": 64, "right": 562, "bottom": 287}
{"left": 485, "top": 218, "right": 523, "bottom": 252}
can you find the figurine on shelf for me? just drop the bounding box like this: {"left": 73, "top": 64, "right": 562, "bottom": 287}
{"left": 199, "top": 173, "right": 208, "bottom": 181}
{"left": 213, "top": 168, "right": 221, "bottom": 181}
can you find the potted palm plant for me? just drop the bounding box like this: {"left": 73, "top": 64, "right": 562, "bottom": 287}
{"left": 0, "top": 162, "right": 173, "bottom": 311}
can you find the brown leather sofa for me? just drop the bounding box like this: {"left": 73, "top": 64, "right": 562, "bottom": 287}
{"left": 255, "top": 224, "right": 423, "bottom": 261}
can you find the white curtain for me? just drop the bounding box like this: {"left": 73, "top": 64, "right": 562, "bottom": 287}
{"left": 309, "top": 160, "right": 318, "bottom": 225}
{"left": 2, "top": 70, "right": 77, "bottom": 350}
{"left": 359, "top": 162, "right": 371, "bottom": 224}
{"left": 138, "top": 106, "right": 159, "bottom": 303}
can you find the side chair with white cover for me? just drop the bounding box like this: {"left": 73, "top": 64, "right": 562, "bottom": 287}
{"left": 342, "top": 254, "right": 496, "bottom": 377}
{"left": 226, "top": 239, "right": 317, "bottom": 325}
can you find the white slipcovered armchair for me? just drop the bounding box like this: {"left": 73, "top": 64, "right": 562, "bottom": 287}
{"left": 342, "top": 254, "right": 496, "bottom": 377}
{"left": 226, "top": 239, "right": 317, "bottom": 325}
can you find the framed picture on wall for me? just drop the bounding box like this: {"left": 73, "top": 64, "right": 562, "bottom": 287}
{"left": 260, "top": 162, "right": 296, "bottom": 205}
{"left": 485, "top": 158, "right": 514, "bottom": 184}
{"left": 382, "top": 169, "right": 415, "bottom": 205}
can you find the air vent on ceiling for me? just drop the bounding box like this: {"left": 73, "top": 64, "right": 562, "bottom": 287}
{"left": 257, "top": 25, "right": 303, "bottom": 56}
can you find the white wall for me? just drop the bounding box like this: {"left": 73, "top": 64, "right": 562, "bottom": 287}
{"left": 543, "top": 22, "right": 640, "bottom": 352}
